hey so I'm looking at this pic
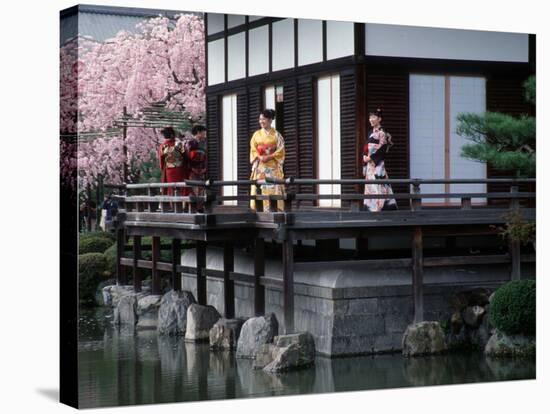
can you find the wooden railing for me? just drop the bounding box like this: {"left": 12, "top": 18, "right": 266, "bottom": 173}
{"left": 115, "top": 177, "right": 535, "bottom": 214}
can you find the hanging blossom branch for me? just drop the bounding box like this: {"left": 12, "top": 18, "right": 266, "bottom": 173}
{"left": 60, "top": 14, "right": 205, "bottom": 189}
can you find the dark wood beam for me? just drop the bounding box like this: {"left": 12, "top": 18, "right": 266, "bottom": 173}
{"left": 171, "top": 239, "right": 181, "bottom": 291}
{"left": 151, "top": 236, "right": 161, "bottom": 295}
{"left": 116, "top": 228, "right": 127, "bottom": 285}
{"left": 254, "top": 238, "right": 266, "bottom": 316}
{"left": 412, "top": 226, "right": 424, "bottom": 323}
{"left": 223, "top": 242, "right": 235, "bottom": 318}
{"left": 282, "top": 232, "right": 295, "bottom": 334}
{"left": 196, "top": 241, "right": 207, "bottom": 305}
{"left": 132, "top": 235, "right": 142, "bottom": 292}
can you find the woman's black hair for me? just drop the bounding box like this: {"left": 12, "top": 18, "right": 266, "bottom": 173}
{"left": 260, "top": 108, "right": 276, "bottom": 120}
{"left": 191, "top": 125, "right": 207, "bottom": 135}
{"left": 368, "top": 108, "right": 383, "bottom": 118}
{"left": 160, "top": 127, "right": 176, "bottom": 139}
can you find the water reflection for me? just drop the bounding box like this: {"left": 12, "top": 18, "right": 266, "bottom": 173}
{"left": 78, "top": 308, "right": 535, "bottom": 408}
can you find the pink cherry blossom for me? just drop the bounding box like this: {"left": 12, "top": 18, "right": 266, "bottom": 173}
{"left": 60, "top": 14, "right": 205, "bottom": 190}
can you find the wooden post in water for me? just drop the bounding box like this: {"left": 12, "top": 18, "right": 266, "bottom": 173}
{"left": 151, "top": 236, "right": 161, "bottom": 295}
{"left": 223, "top": 242, "right": 235, "bottom": 318}
{"left": 133, "top": 235, "right": 142, "bottom": 293}
{"left": 196, "top": 241, "right": 207, "bottom": 305}
{"left": 282, "top": 232, "right": 295, "bottom": 334}
{"left": 171, "top": 239, "right": 182, "bottom": 291}
{"left": 116, "top": 228, "right": 128, "bottom": 285}
{"left": 254, "top": 238, "right": 265, "bottom": 316}
{"left": 509, "top": 185, "right": 521, "bottom": 280}
{"left": 412, "top": 226, "right": 424, "bottom": 323}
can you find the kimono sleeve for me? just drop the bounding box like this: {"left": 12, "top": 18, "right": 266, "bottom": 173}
{"left": 271, "top": 132, "right": 285, "bottom": 164}
{"left": 250, "top": 132, "right": 259, "bottom": 164}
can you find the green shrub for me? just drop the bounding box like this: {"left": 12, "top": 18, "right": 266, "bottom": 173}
{"left": 104, "top": 243, "right": 118, "bottom": 277}
{"left": 489, "top": 280, "right": 536, "bottom": 336}
{"left": 79, "top": 236, "right": 115, "bottom": 254}
{"left": 79, "top": 253, "right": 108, "bottom": 306}
{"left": 80, "top": 231, "right": 116, "bottom": 243}
{"left": 103, "top": 238, "right": 173, "bottom": 280}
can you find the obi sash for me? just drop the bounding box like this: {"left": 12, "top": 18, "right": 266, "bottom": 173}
{"left": 257, "top": 143, "right": 277, "bottom": 156}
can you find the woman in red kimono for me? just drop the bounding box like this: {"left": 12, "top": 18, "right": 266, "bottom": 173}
{"left": 157, "top": 127, "right": 187, "bottom": 196}
{"left": 362, "top": 108, "right": 398, "bottom": 211}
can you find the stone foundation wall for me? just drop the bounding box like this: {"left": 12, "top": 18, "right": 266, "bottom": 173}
{"left": 181, "top": 248, "right": 534, "bottom": 357}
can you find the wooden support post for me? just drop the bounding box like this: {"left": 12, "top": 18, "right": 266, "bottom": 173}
{"left": 254, "top": 238, "right": 265, "bottom": 316}
{"left": 116, "top": 228, "right": 128, "bottom": 285}
{"left": 132, "top": 235, "right": 142, "bottom": 293}
{"left": 196, "top": 241, "right": 207, "bottom": 305}
{"left": 412, "top": 226, "right": 424, "bottom": 323}
{"left": 461, "top": 197, "right": 472, "bottom": 210}
{"left": 255, "top": 184, "right": 264, "bottom": 212}
{"left": 509, "top": 185, "right": 521, "bottom": 280}
{"left": 284, "top": 192, "right": 294, "bottom": 212}
{"left": 282, "top": 233, "right": 295, "bottom": 334}
{"left": 223, "top": 242, "right": 235, "bottom": 318}
{"left": 411, "top": 182, "right": 422, "bottom": 211}
{"left": 171, "top": 239, "right": 182, "bottom": 291}
{"left": 151, "top": 236, "right": 161, "bottom": 295}
{"left": 268, "top": 197, "right": 278, "bottom": 212}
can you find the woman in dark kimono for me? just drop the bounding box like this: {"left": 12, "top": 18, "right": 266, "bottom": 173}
{"left": 362, "top": 108, "right": 398, "bottom": 211}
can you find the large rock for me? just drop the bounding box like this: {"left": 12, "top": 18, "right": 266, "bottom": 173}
{"left": 402, "top": 321, "right": 448, "bottom": 357}
{"left": 450, "top": 311, "right": 463, "bottom": 334}
{"left": 113, "top": 294, "right": 138, "bottom": 326}
{"left": 185, "top": 304, "right": 221, "bottom": 342}
{"left": 236, "top": 313, "right": 279, "bottom": 359}
{"left": 136, "top": 295, "right": 162, "bottom": 330}
{"left": 253, "top": 344, "right": 279, "bottom": 369}
{"left": 469, "top": 313, "right": 492, "bottom": 349}
{"left": 209, "top": 318, "right": 245, "bottom": 350}
{"left": 462, "top": 305, "right": 486, "bottom": 328}
{"left": 102, "top": 284, "right": 150, "bottom": 308}
{"left": 449, "top": 288, "right": 491, "bottom": 312}
{"left": 157, "top": 290, "right": 196, "bottom": 336}
{"left": 484, "top": 329, "right": 536, "bottom": 357}
{"left": 260, "top": 332, "right": 316, "bottom": 373}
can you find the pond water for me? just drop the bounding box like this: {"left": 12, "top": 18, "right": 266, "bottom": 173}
{"left": 78, "top": 307, "right": 535, "bottom": 409}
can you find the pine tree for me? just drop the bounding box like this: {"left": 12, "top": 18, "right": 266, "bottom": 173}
{"left": 456, "top": 76, "right": 535, "bottom": 177}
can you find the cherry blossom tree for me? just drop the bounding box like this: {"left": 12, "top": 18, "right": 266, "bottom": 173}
{"left": 60, "top": 13, "right": 205, "bottom": 190}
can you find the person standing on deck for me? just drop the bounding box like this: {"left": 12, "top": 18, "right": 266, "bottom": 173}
{"left": 184, "top": 125, "right": 208, "bottom": 210}
{"left": 157, "top": 127, "right": 187, "bottom": 196}
{"left": 249, "top": 109, "right": 285, "bottom": 211}
{"left": 362, "top": 108, "right": 398, "bottom": 212}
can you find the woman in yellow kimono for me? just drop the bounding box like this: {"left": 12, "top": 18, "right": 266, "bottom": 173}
{"left": 250, "top": 109, "right": 285, "bottom": 211}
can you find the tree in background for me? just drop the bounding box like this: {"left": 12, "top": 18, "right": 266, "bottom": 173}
{"left": 456, "top": 76, "right": 535, "bottom": 178}
{"left": 60, "top": 13, "right": 205, "bottom": 190}
{"left": 456, "top": 76, "right": 536, "bottom": 247}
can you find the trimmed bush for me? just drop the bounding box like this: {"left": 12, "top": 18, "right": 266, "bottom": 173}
{"left": 104, "top": 243, "right": 118, "bottom": 277}
{"left": 489, "top": 280, "right": 535, "bottom": 336}
{"left": 79, "top": 235, "right": 115, "bottom": 254}
{"left": 79, "top": 253, "right": 108, "bottom": 306}
{"left": 80, "top": 230, "right": 116, "bottom": 243}
{"left": 104, "top": 238, "right": 174, "bottom": 280}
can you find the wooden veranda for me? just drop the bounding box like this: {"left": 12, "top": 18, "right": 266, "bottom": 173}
{"left": 112, "top": 178, "right": 535, "bottom": 334}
